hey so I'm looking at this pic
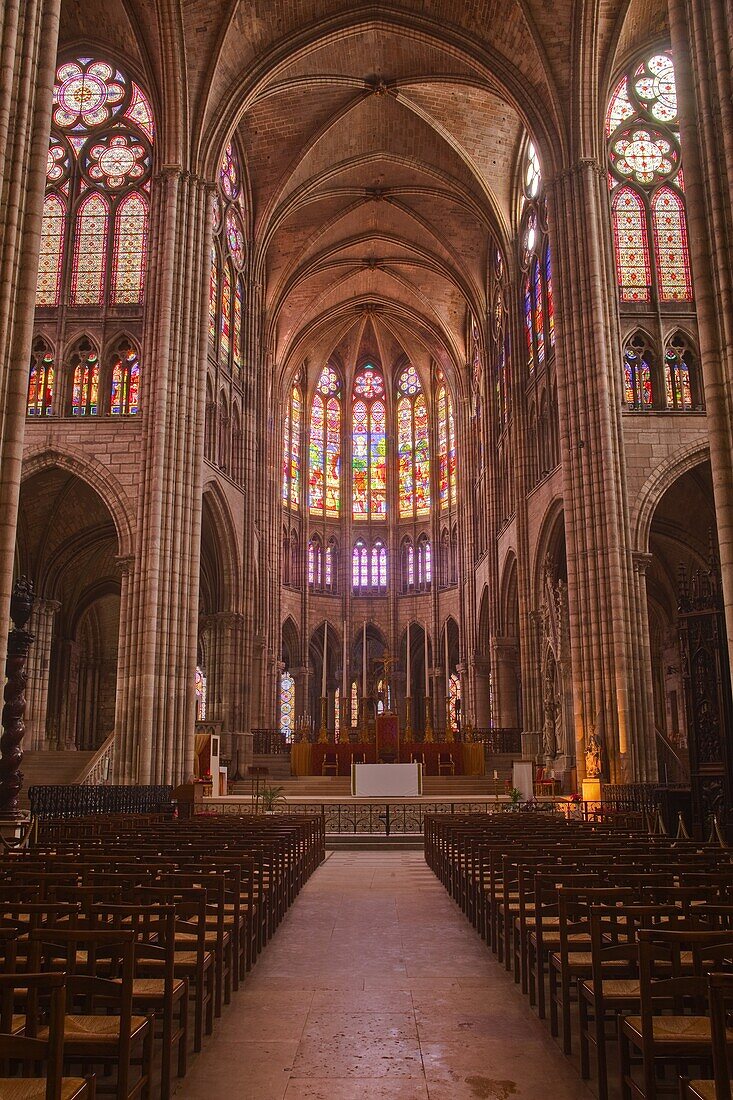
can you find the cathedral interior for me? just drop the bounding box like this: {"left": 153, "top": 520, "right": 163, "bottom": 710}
{"left": 0, "top": 0, "right": 731, "bottom": 816}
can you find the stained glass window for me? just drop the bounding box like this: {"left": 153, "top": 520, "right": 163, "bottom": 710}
{"left": 532, "top": 258, "right": 545, "bottom": 367}
{"left": 352, "top": 540, "right": 368, "bottom": 590}
{"left": 448, "top": 672, "right": 461, "bottom": 733}
{"left": 417, "top": 535, "right": 431, "bottom": 589}
{"left": 652, "top": 187, "right": 692, "bottom": 301}
{"left": 308, "top": 537, "right": 322, "bottom": 588}
{"left": 623, "top": 333, "right": 653, "bottom": 409}
{"left": 39, "top": 57, "right": 153, "bottom": 312}
{"left": 607, "top": 50, "right": 693, "bottom": 307}
{"left": 525, "top": 141, "right": 541, "bottom": 198}
{"left": 27, "top": 343, "right": 54, "bottom": 417}
{"left": 351, "top": 681, "right": 359, "bottom": 727}
{"left": 325, "top": 538, "right": 337, "bottom": 592}
{"left": 195, "top": 666, "right": 207, "bottom": 721}
{"left": 282, "top": 383, "right": 302, "bottom": 508}
{"left": 219, "top": 142, "right": 239, "bottom": 200}
{"left": 279, "top": 671, "right": 294, "bottom": 740}
{"left": 437, "top": 378, "right": 457, "bottom": 510}
{"left": 523, "top": 276, "right": 534, "bottom": 372}
{"left": 612, "top": 187, "right": 652, "bottom": 302}
{"left": 404, "top": 540, "right": 415, "bottom": 589}
{"left": 352, "top": 367, "right": 387, "bottom": 519}
{"left": 110, "top": 343, "right": 140, "bottom": 415}
{"left": 209, "top": 249, "right": 218, "bottom": 348}
{"left": 309, "top": 367, "right": 341, "bottom": 516}
{"left": 397, "top": 366, "right": 431, "bottom": 519}
{"left": 36, "top": 193, "right": 65, "bottom": 307}
{"left": 372, "top": 540, "right": 387, "bottom": 590}
{"left": 233, "top": 279, "right": 243, "bottom": 371}
{"left": 71, "top": 193, "right": 108, "bottom": 305}
{"left": 71, "top": 346, "right": 99, "bottom": 416}
{"left": 545, "top": 248, "right": 555, "bottom": 348}
{"left": 111, "top": 192, "right": 148, "bottom": 304}
{"left": 220, "top": 266, "right": 232, "bottom": 364}
{"left": 664, "top": 334, "right": 694, "bottom": 409}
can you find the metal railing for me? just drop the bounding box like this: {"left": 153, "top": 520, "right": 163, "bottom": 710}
{"left": 78, "top": 732, "right": 115, "bottom": 785}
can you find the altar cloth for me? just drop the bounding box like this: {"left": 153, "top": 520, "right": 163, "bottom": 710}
{"left": 351, "top": 762, "right": 422, "bottom": 797}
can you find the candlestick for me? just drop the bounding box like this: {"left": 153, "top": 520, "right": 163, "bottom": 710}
{"left": 424, "top": 624, "right": 429, "bottom": 696}
{"left": 362, "top": 620, "right": 367, "bottom": 698}
{"left": 321, "top": 621, "right": 328, "bottom": 698}
{"left": 342, "top": 618, "right": 347, "bottom": 697}
{"left": 444, "top": 627, "right": 450, "bottom": 698}
{"left": 406, "top": 621, "right": 411, "bottom": 699}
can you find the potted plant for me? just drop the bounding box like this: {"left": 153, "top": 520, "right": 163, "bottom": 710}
{"left": 259, "top": 784, "right": 286, "bottom": 813}
{"left": 509, "top": 787, "right": 522, "bottom": 806}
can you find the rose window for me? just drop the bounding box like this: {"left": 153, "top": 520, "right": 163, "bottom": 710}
{"left": 53, "top": 60, "right": 124, "bottom": 129}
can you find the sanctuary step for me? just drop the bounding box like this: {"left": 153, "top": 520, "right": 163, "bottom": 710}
{"left": 248, "top": 752, "right": 292, "bottom": 780}
{"left": 16, "top": 750, "right": 96, "bottom": 807}
{"left": 230, "top": 773, "right": 513, "bottom": 798}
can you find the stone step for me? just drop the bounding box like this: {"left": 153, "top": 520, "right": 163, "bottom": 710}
{"left": 17, "top": 750, "right": 97, "bottom": 807}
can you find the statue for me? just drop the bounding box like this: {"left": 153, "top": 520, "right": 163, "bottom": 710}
{"left": 542, "top": 676, "right": 557, "bottom": 758}
{"left": 584, "top": 716, "right": 604, "bottom": 779}
{"left": 0, "top": 577, "right": 36, "bottom": 816}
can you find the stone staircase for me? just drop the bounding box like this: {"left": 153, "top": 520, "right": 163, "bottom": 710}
{"left": 17, "top": 750, "right": 96, "bottom": 808}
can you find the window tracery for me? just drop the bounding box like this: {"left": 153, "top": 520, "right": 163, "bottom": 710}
{"left": 607, "top": 51, "right": 692, "bottom": 304}
{"left": 209, "top": 141, "right": 246, "bottom": 376}
{"left": 309, "top": 367, "right": 341, "bottom": 517}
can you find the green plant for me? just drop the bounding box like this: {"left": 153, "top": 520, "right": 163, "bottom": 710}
{"left": 259, "top": 784, "right": 286, "bottom": 812}
{"left": 509, "top": 787, "right": 522, "bottom": 804}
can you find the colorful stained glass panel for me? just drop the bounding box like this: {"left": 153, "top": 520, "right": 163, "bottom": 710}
{"left": 652, "top": 187, "right": 693, "bottom": 301}
{"left": 71, "top": 193, "right": 108, "bottom": 305}
{"left": 612, "top": 187, "right": 651, "bottom": 301}
{"left": 36, "top": 193, "right": 65, "bottom": 307}
{"left": 111, "top": 192, "right": 147, "bottom": 304}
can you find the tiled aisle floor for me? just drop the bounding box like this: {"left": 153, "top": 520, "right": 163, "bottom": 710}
{"left": 173, "top": 851, "right": 593, "bottom": 1099}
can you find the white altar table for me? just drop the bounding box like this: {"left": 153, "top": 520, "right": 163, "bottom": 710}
{"left": 351, "top": 762, "right": 423, "bottom": 797}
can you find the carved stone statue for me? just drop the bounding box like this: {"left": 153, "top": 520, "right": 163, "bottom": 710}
{"left": 584, "top": 718, "right": 604, "bottom": 779}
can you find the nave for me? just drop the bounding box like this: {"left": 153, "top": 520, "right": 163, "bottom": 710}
{"left": 177, "top": 851, "right": 592, "bottom": 1099}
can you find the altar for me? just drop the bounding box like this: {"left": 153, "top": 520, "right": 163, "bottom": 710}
{"left": 290, "top": 740, "right": 484, "bottom": 777}
{"left": 351, "top": 762, "right": 423, "bottom": 797}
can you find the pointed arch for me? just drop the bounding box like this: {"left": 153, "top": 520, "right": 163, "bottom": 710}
{"left": 71, "top": 193, "right": 109, "bottom": 306}
{"left": 651, "top": 187, "right": 692, "bottom": 302}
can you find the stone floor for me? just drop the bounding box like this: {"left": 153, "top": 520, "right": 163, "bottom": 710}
{"left": 173, "top": 851, "right": 594, "bottom": 1099}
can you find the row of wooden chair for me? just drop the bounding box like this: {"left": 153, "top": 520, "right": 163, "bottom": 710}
{"left": 0, "top": 812, "right": 324, "bottom": 1100}
{"left": 424, "top": 812, "right": 733, "bottom": 1099}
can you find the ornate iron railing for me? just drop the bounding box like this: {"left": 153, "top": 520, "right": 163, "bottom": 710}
{"left": 78, "top": 732, "right": 115, "bottom": 785}
{"left": 28, "top": 784, "right": 174, "bottom": 819}
{"left": 252, "top": 729, "right": 290, "bottom": 754}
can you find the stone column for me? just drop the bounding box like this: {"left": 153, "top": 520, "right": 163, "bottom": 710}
{"left": 547, "top": 158, "right": 653, "bottom": 783}
{"left": 472, "top": 654, "right": 491, "bottom": 729}
{"left": 0, "top": 0, "right": 61, "bottom": 631}
{"left": 631, "top": 552, "right": 657, "bottom": 781}
{"left": 668, "top": 0, "right": 733, "bottom": 668}
{"left": 25, "top": 597, "right": 59, "bottom": 749}
{"left": 492, "top": 636, "right": 520, "bottom": 728}
{"left": 113, "top": 171, "right": 213, "bottom": 784}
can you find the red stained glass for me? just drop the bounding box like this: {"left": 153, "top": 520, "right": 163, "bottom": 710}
{"left": 289, "top": 386, "right": 301, "bottom": 507}
{"left": 523, "top": 276, "right": 534, "bottom": 372}
{"left": 398, "top": 397, "right": 413, "bottom": 517}
{"left": 71, "top": 193, "right": 108, "bottom": 305}
{"left": 220, "top": 266, "right": 232, "bottom": 364}
{"left": 309, "top": 394, "right": 325, "bottom": 513}
{"left": 111, "top": 191, "right": 147, "bottom": 304}
{"left": 352, "top": 400, "right": 369, "bottom": 518}
{"left": 352, "top": 368, "right": 386, "bottom": 520}
{"left": 652, "top": 186, "right": 693, "bottom": 301}
{"left": 623, "top": 337, "right": 653, "bottom": 409}
{"left": 606, "top": 76, "right": 634, "bottom": 136}
{"left": 225, "top": 209, "right": 245, "bottom": 267}
{"left": 209, "top": 249, "right": 218, "bottom": 348}
{"left": 664, "top": 338, "right": 693, "bottom": 409}
{"left": 370, "top": 400, "right": 387, "bottom": 518}
{"left": 72, "top": 350, "right": 99, "bottom": 415}
{"left": 533, "top": 258, "right": 545, "bottom": 367}
{"left": 110, "top": 346, "right": 140, "bottom": 415}
{"left": 325, "top": 397, "right": 340, "bottom": 516}
{"left": 233, "top": 279, "right": 243, "bottom": 371}
{"left": 36, "top": 193, "right": 65, "bottom": 307}
{"left": 438, "top": 385, "right": 449, "bottom": 508}
{"left": 125, "top": 82, "right": 154, "bottom": 140}
{"left": 545, "top": 248, "right": 555, "bottom": 348}
{"left": 219, "top": 142, "right": 239, "bottom": 200}
{"left": 54, "top": 60, "right": 125, "bottom": 130}
{"left": 27, "top": 350, "right": 54, "bottom": 417}
{"left": 414, "top": 395, "right": 430, "bottom": 516}
{"left": 612, "top": 187, "right": 651, "bottom": 301}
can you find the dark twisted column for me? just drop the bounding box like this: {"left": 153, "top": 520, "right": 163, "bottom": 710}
{"left": 0, "top": 578, "right": 36, "bottom": 816}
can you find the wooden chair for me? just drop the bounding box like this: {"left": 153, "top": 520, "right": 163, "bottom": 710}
{"left": 437, "top": 752, "right": 455, "bottom": 776}
{"left": 0, "top": 973, "right": 95, "bottom": 1100}
{"left": 321, "top": 751, "right": 338, "bottom": 776}
{"left": 619, "top": 929, "right": 733, "bottom": 1100}
{"left": 350, "top": 752, "right": 366, "bottom": 766}
{"left": 29, "top": 928, "right": 153, "bottom": 1100}
{"left": 410, "top": 752, "right": 425, "bottom": 766}
{"left": 683, "top": 972, "right": 733, "bottom": 1100}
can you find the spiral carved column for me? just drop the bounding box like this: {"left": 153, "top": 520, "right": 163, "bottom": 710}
{"left": 0, "top": 578, "right": 36, "bottom": 817}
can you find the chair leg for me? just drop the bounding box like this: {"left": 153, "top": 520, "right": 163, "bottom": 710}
{"left": 619, "top": 1031, "right": 633, "bottom": 1100}
{"left": 562, "top": 976, "right": 572, "bottom": 1055}
{"left": 578, "top": 994, "right": 590, "bottom": 1080}
{"left": 549, "top": 965, "right": 559, "bottom": 1037}
{"left": 177, "top": 983, "right": 188, "bottom": 1079}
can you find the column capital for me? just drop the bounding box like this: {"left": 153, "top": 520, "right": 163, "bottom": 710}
{"left": 632, "top": 552, "right": 654, "bottom": 575}
{"left": 550, "top": 157, "right": 605, "bottom": 187}
{"left": 115, "top": 555, "right": 134, "bottom": 576}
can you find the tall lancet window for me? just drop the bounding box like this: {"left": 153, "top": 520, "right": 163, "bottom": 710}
{"left": 397, "top": 365, "right": 430, "bottom": 518}
{"left": 282, "top": 382, "right": 302, "bottom": 509}
{"left": 309, "top": 366, "right": 341, "bottom": 517}
{"left": 209, "top": 141, "right": 247, "bottom": 375}
{"left": 436, "top": 373, "right": 457, "bottom": 511}
{"left": 607, "top": 51, "right": 692, "bottom": 303}
{"left": 352, "top": 366, "right": 387, "bottom": 519}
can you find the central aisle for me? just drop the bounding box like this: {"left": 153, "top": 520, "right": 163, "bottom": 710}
{"left": 175, "top": 851, "right": 593, "bottom": 1099}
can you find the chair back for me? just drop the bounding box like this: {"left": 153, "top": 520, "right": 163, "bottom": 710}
{"left": 0, "top": 972, "right": 70, "bottom": 1100}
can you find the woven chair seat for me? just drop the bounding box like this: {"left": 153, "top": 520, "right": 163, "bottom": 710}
{"left": 175, "top": 931, "right": 229, "bottom": 948}
{"left": 580, "top": 978, "right": 641, "bottom": 998}
{"left": 40, "top": 1013, "right": 149, "bottom": 1042}
{"left": 0, "top": 1078, "right": 89, "bottom": 1099}
{"left": 623, "top": 1015, "right": 730, "bottom": 1044}
{"left": 109, "top": 977, "right": 186, "bottom": 999}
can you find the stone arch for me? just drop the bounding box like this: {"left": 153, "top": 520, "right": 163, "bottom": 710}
{"left": 634, "top": 442, "right": 711, "bottom": 554}
{"left": 200, "top": 481, "right": 241, "bottom": 613}
{"left": 21, "top": 449, "right": 134, "bottom": 558}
